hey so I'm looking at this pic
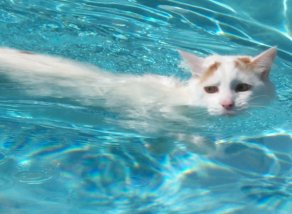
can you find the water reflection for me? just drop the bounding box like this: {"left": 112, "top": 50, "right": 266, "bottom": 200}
{"left": 0, "top": 117, "right": 291, "bottom": 213}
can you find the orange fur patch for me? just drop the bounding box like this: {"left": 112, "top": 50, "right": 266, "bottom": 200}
{"left": 235, "top": 57, "right": 252, "bottom": 70}
{"left": 200, "top": 62, "right": 220, "bottom": 82}
{"left": 238, "top": 57, "right": 251, "bottom": 64}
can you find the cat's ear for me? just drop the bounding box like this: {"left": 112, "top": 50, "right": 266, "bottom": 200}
{"left": 179, "top": 50, "right": 204, "bottom": 77}
{"left": 251, "top": 47, "right": 277, "bottom": 80}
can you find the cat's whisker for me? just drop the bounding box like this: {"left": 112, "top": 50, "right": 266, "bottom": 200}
{"left": 241, "top": 109, "right": 252, "bottom": 116}
{"left": 236, "top": 106, "right": 248, "bottom": 111}
{"left": 249, "top": 105, "right": 268, "bottom": 109}
{"left": 248, "top": 95, "right": 271, "bottom": 101}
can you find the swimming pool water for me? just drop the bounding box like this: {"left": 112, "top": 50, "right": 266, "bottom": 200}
{"left": 0, "top": 0, "right": 291, "bottom": 213}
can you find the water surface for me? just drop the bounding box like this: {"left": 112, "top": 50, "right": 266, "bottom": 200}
{"left": 0, "top": 0, "right": 291, "bottom": 213}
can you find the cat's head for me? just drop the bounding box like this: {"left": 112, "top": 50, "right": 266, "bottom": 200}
{"left": 180, "top": 47, "right": 277, "bottom": 115}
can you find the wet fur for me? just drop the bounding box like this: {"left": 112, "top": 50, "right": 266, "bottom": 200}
{"left": 0, "top": 47, "right": 276, "bottom": 116}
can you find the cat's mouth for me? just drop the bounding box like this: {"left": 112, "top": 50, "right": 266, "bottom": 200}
{"left": 221, "top": 106, "right": 250, "bottom": 116}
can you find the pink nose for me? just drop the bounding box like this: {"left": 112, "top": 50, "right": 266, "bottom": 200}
{"left": 221, "top": 101, "right": 234, "bottom": 110}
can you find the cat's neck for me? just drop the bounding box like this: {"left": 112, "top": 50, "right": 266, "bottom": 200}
{"left": 179, "top": 78, "right": 204, "bottom": 106}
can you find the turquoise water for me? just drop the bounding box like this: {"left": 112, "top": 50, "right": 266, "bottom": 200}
{"left": 0, "top": 0, "right": 291, "bottom": 213}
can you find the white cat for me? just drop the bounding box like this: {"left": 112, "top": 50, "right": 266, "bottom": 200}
{"left": 0, "top": 47, "right": 276, "bottom": 116}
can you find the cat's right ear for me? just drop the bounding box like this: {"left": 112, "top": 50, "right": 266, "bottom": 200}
{"left": 251, "top": 47, "right": 277, "bottom": 80}
{"left": 178, "top": 50, "right": 204, "bottom": 78}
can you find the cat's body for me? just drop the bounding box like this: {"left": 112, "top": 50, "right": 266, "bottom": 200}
{"left": 0, "top": 47, "right": 276, "bottom": 116}
{"left": 0, "top": 48, "right": 189, "bottom": 111}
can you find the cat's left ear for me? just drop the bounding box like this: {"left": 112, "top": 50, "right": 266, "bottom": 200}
{"left": 251, "top": 47, "right": 277, "bottom": 80}
{"left": 178, "top": 50, "right": 204, "bottom": 77}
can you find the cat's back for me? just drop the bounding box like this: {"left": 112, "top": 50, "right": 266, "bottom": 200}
{"left": 0, "top": 47, "right": 106, "bottom": 79}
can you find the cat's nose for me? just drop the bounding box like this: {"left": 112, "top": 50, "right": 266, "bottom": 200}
{"left": 221, "top": 100, "right": 234, "bottom": 110}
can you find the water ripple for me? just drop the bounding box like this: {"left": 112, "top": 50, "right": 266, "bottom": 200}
{"left": 15, "top": 169, "right": 56, "bottom": 184}
{"left": 1, "top": 0, "right": 291, "bottom": 55}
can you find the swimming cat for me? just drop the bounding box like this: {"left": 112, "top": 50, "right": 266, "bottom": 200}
{"left": 0, "top": 47, "right": 276, "bottom": 116}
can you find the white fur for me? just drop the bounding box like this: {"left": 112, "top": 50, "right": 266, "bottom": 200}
{"left": 0, "top": 47, "right": 276, "bottom": 116}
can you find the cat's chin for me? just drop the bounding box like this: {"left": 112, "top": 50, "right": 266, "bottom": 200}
{"left": 222, "top": 110, "right": 237, "bottom": 116}
{"left": 208, "top": 109, "right": 237, "bottom": 116}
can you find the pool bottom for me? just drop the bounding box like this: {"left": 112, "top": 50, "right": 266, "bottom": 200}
{"left": 0, "top": 119, "right": 291, "bottom": 214}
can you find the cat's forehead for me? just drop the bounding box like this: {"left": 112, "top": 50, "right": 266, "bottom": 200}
{"left": 200, "top": 55, "right": 255, "bottom": 83}
{"left": 203, "top": 55, "right": 251, "bottom": 67}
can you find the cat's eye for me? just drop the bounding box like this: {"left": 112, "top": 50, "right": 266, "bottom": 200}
{"left": 204, "top": 86, "right": 219, "bottom": 93}
{"left": 235, "top": 83, "right": 252, "bottom": 92}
